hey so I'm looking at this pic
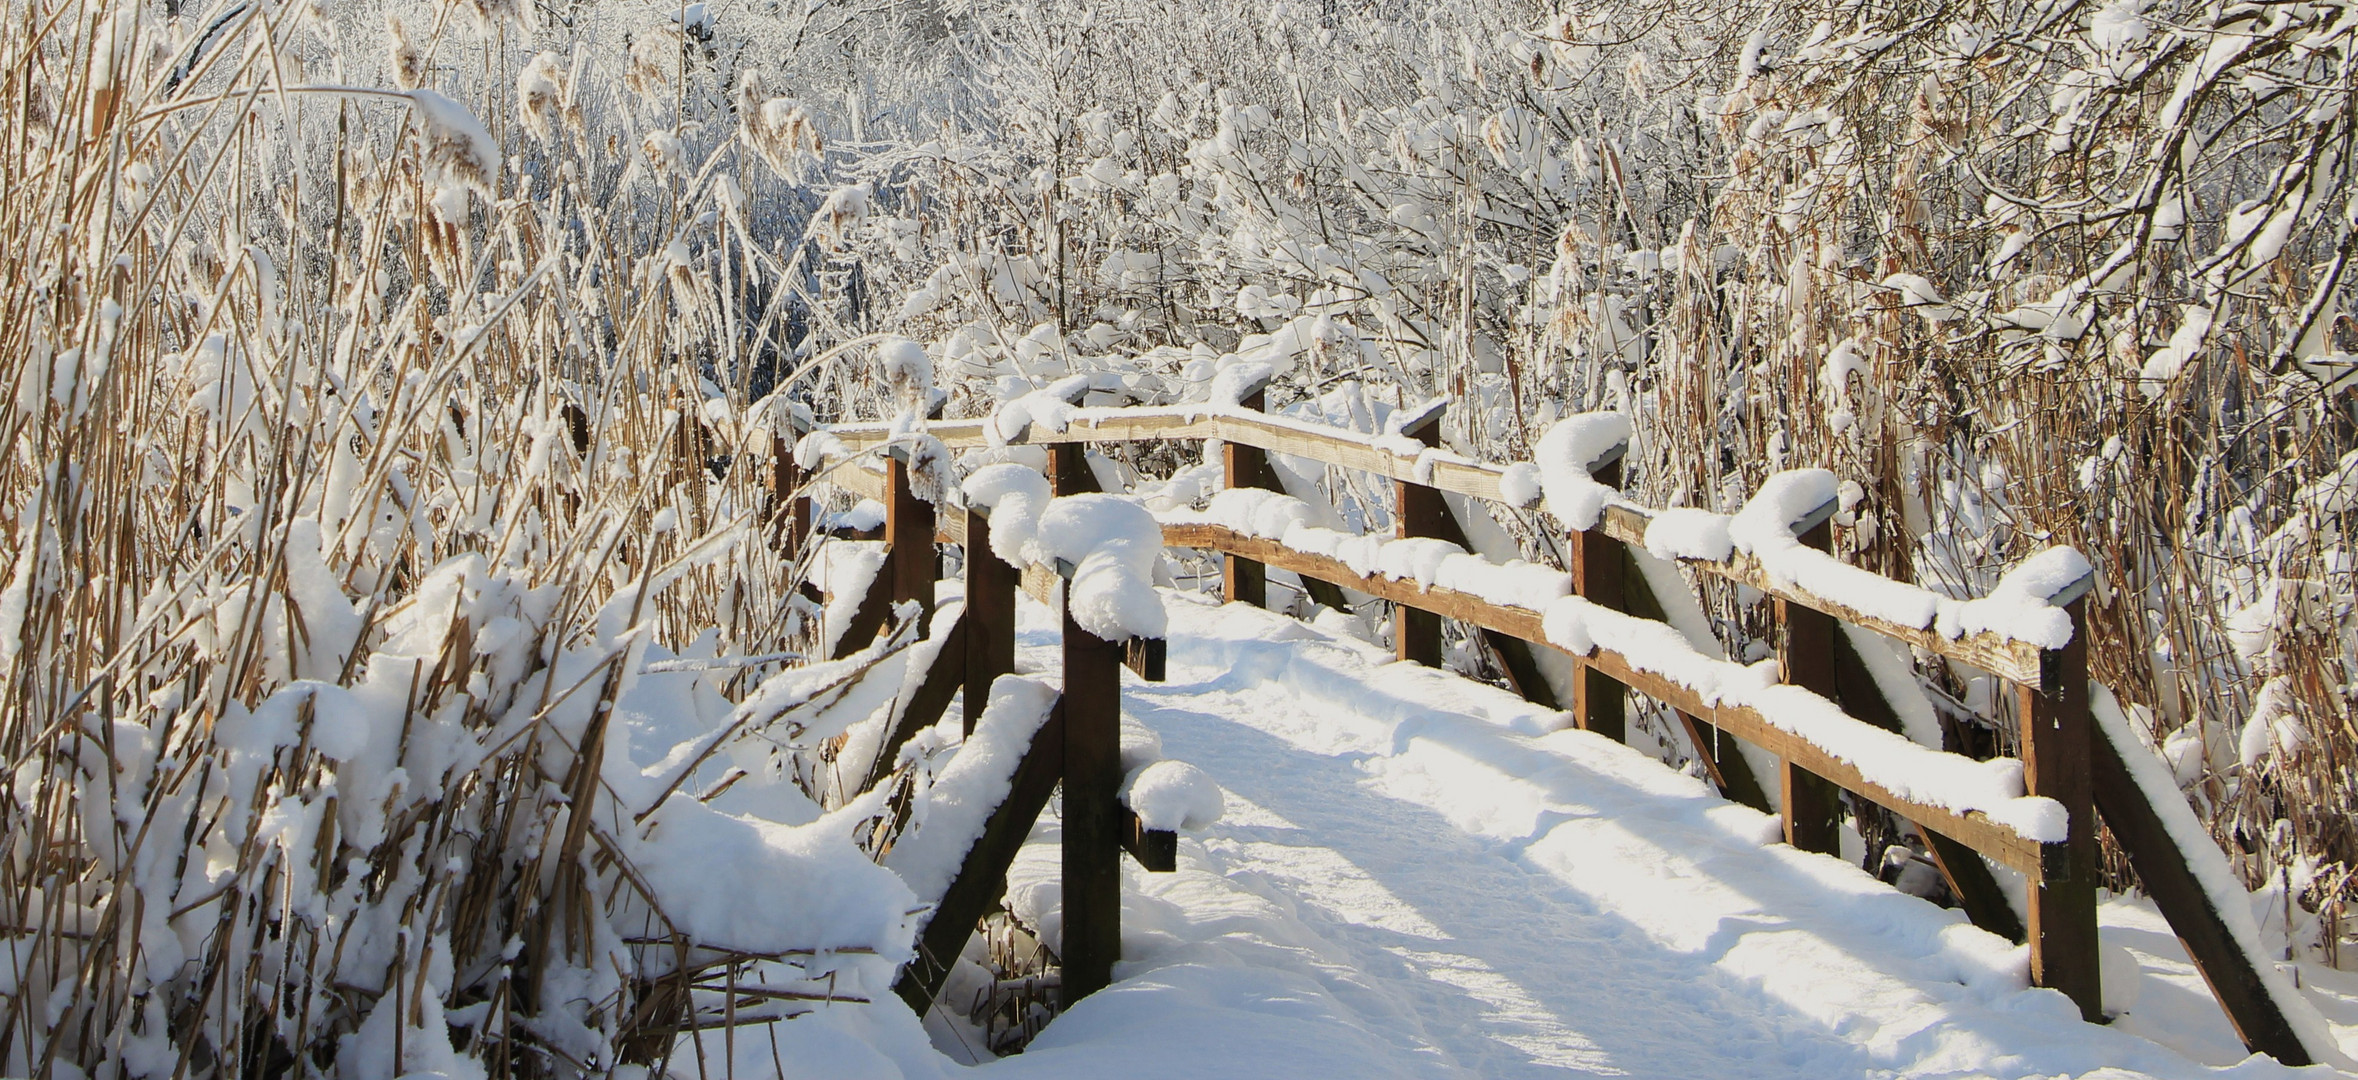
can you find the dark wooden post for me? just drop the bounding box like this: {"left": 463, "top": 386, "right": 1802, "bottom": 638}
{"left": 2023, "top": 595, "right": 2101, "bottom": 1021}
{"left": 770, "top": 434, "right": 807, "bottom": 561}
{"left": 1394, "top": 406, "right": 1447, "bottom": 667}
{"left": 885, "top": 449, "right": 936, "bottom": 623}
{"left": 1046, "top": 441, "right": 1098, "bottom": 496}
{"left": 1223, "top": 381, "right": 1272, "bottom": 607}
{"left": 1060, "top": 593, "right": 1124, "bottom": 1006}
{"left": 1780, "top": 514, "right": 1843, "bottom": 855}
{"left": 963, "top": 505, "right": 1015, "bottom": 736}
{"left": 770, "top": 404, "right": 816, "bottom": 562}
{"left": 1567, "top": 453, "right": 1626, "bottom": 740}
{"left": 896, "top": 702, "right": 1066, "bottom": 1011}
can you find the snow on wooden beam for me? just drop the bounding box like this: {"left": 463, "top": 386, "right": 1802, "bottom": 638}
{"left": 1160, "top": 521, "right": 2063, "bottom": 882}
{"left": 816, "top": 409, "right": 2059, "bottom": 683}
{"left": 1598, "top": 505, "right": 2046, "bottom": 685}
{"left": 893, "top": 700, "right": 1066, "bottom": 1013}
{"left": 2090, "top": 714, "right": 2323, "bottom": 1064}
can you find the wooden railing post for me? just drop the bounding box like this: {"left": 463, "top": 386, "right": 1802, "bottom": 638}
{"left": 1223, "top": 381, "right": 1273, "bottom": 608}
{"left": 1059, "top": 587, "right": 1124, "bottom": 1007}
{"left": 885, "top": 447, "right": 937, "bottom": 624}
{"left": 1047, "top": 442, "right": 1097, "bottom": 496}
{"left": 770, "top": 434, "right": 806, "bottom": 559}
{"left": 1395, "top": 407, "right": 1447, "bottom": 667}
{"left": 2024, "top": 594, "right": 2101, "bottom": 1021}
{"left": 769, "top": 406, "right": 815, "bottom": 563}
{"left": 1780, "top": 514, "right": 1843, "bottom": 856}
{"left": 963, "top": 505, "right": 1015, "bottom": 736}
{"left": 1567, "top": 450, "right": 1626, "bottom": 740}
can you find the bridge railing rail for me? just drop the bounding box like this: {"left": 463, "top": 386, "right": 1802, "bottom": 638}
{"left": 773, "top": 389, "right": 2317, "bottom": 1065}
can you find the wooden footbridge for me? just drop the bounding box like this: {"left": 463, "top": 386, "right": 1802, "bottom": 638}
{"left": 763, "top": 379, "right": 2327, "bottom": 1066}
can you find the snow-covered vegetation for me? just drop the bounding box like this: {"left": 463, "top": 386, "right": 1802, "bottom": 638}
{"left": 4, "top": 0, "right": 2357, "bottom": 1072}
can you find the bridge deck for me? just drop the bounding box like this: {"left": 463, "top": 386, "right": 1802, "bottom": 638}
{"left": 958, "top": 595, "right": 2297, "bottom": 1078}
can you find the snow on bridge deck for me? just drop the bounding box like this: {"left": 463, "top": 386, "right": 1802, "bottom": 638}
{"left": 739, "top": 591, "right": 2344, "bottom": 1079}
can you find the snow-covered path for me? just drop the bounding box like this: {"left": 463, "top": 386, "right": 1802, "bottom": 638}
{"left": 969, "top": 594, "right": 2324, "bottom": 1079}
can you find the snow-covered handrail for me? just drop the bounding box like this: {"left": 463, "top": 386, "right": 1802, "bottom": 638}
{"left": 811, "top": 406, "right": 2074, "bottom": 683}
{"left": 1157, "top": 519, "right": 2064, "bottom": 876}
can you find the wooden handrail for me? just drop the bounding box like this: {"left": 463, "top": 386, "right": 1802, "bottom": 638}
{"left": 1161, "top": 522, "right": 2062, "bottom": 879}
{"left": 810, "top": 408, "right": 2053, "bottom": 682}
{"left": 1594, "top": 505, "right": 2045, "bottom": 684}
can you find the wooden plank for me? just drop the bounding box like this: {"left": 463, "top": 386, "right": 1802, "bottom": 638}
{"left": 1780, "top": 519, "right": 1843, "bottom": 856}
{"left": 1920, "top": 828, "right": 2026, "bottom": 944}
{"left": 1121, "top": 808, "right": 1178, "bottom": 873}
{"left": 1020, "top": 563, "right": 1060, "bottom": 608}
{"left": 830, "top": 548, "right": 896, "bottom": 660}
{"left": 1568, "top": 457, "right": 1628, "bottom": 741}
{"left": 828, "top": 409, "right": 1513, "bottom": 509}
{"left": 1159, "top": 522, "right": 2056, "bottom": 878}
{"left": 893, "top": 702, "right": 1066, "bottom": 1012}
{"left": 2021, "top": 599, "right": 2102, "bottom": 1021}
{"left": 885, "top": 453, "right": 937, "bottom": 620}
{"left": 1060, "top": 599, "right": 1125, "bottom": 1007}
{"left": 821, "top": 412, "right": 2056, "bottom": 681}
{"left": 860, "top": 613, "right": 968, "bottom": 795}
{"left": 963, "top": 507, "right": 1015, "bottom": 736}
{"left": 2091, "top": 715, "right": 2315, "bottom": 1063}
{"left": 827, "top": 458, "right": 887, "bottom": 502}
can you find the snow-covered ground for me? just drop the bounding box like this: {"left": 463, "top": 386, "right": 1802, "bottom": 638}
{"left": 742, "top": 591, "right": 2354, "bottom": 1079}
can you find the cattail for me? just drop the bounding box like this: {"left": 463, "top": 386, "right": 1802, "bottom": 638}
{"left": 409, "top": 89, "right": 499, "bottom": 224}
{"left": 735, "top": 69, "right": 765, "bottom": 121}
{"left": 747, "top": 96, "right": 822, "bottom": 177}
{"left": 643, "top": 129, "right": 685, "bottom": 177}
{"left": 816, "top": 183, "right": 868, "bottom": 248}
{"left": 878, "top": 337, "right": 931, "bottom": 410}
{"left": 625, "top": 30, "right": 673, "bottom": 102}
{"left": 386, "top": 16, "right": 425, "bottom": 89}
{"left": 517, "top": 51, "right": 564, "bottom": 142}
{"left": 460, "top": 0, "right": 520, "bottom": 36}
{"left": 85, "top": 10, "right": 132, "bottom": 140}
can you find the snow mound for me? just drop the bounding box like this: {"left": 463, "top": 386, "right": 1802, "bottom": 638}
{"left": 1121, "top": 759, "right": 1225, "bottom": 831}
{"left": 1644, "top": 507, "right": 1735, "bottom": 562}
{"left": 1035, "top": 494, "right": 1169, "bottom": 640}
{"left": 1732, "top": 470, "right": 1945, "bottom": 630}
{"left": 633, "top": 794, "right": 919, "bottom": 957}
{"left": 1935, "top": 546, "right": 2090, "bottom": 649}
{"left": 1533, "top": 412, "right": 1631, "bottom": 529}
